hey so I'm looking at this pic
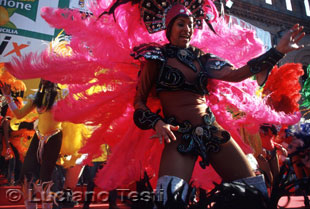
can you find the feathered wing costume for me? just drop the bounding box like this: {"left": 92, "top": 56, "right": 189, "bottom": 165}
{"left": 0, "top": 64, "right": 34, "bottom": 161}
{"left": 4, "top": 0, "right": 301, "bottom": 190}
{"left": 1, "top": 61, "right": 90, "bottom": 165}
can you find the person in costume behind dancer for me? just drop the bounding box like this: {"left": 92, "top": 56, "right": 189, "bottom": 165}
{"left": 257, "top": 124, "right": 287, "bottom": 188}
{"left": 1, "top": 107, "right": 22, "bottom": 186}
{"left": 0, "top": 79, "right": 66, "bottom": 209}
{"left": 82, "top": 144, "right": 119, "bottom": 209}
{"left": 284, "top": 119, "right": 310, "bottom": 207}
{"left": 254, "top": 62, "right": 304, "bottom": 189}
{"left": 0, "top": 64, "right": 26, "bottom": 185}
{"left": 0, "top": 93, "right": 14, "bottom": 184}
{"left": 0, "top": 88, "right": 26, "bottom": 186}
{"left": 130, "top": 2, "right": 305, "bottom": 204}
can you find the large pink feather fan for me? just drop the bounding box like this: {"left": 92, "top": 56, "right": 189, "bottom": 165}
{"left": 5, "top": 0, "right": 300, "bottom": 191}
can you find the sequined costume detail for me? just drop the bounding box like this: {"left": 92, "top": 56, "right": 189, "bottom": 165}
{"left": 133, "top": 44, "right": 232, "bottom": 96}
{"left": 167, "top": 109, "right": 231, "bottom": 169}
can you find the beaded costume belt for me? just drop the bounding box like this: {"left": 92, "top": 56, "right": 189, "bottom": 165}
{"left": 167, "top": 109, "right": 231, "bottom": 169}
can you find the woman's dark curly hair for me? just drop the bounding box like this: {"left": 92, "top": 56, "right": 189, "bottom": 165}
{"left": 33, "top": 79, "right": 58, "bottom": 111}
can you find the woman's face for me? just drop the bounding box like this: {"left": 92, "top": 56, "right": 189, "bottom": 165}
{"left": 169, "top": 16, "right": 194, "bottom": 48}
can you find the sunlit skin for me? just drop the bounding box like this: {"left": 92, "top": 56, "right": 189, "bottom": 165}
{"left": 169, "top": 16, "right": 194, "bottom": 48}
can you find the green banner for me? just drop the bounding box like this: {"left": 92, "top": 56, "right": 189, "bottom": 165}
{"left": 0, "top": 0, "right": 69, "bottom": 41}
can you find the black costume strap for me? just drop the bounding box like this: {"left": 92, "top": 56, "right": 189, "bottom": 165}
{"left": 133, "top": 108, "right": 163, "bottom": 130}
{"left": 247, "top": 48, "right": 284, "bottom": 74}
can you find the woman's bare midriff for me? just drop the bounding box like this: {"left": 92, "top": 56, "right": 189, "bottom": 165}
{"left": 159, "top": 90, "right": 208, "bottom": 125}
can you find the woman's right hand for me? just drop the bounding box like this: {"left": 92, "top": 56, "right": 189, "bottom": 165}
{"left": 151, "top": 120, "right": 179, "bottom": 143}
{"left": 275, "top": 24, "right": 305, "bottom": 54}
{"left": 0, "top": 81, "right": 11, "bottom": 96}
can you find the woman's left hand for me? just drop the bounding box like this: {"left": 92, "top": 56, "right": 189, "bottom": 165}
{"left": 150, "top": 120, "right": 179, "bottom": 144}
{"left": 276, "top": 24, "right": 305, "bottom": 54}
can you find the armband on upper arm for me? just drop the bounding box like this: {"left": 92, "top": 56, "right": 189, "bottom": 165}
{"left": 133, "top": 108, "right": 163, "bottom": 130}
{"left": 247, "top": 48, "right": 284, "bottom": 74}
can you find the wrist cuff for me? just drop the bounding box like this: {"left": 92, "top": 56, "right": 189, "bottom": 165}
{"left": 247, "top": 48, "right": 285, "bottom": 74}
{"left": 133, "top": 108, "right": 163, "bottom": 130}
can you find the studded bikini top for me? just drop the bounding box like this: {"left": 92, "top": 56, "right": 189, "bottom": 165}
{"left": 132, "top": 43, "right": 232, "bottom": 95}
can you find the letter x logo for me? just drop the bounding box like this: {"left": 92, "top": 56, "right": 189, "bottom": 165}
{"left": 5, "top": 42, "right": 29, "bottom": 57}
